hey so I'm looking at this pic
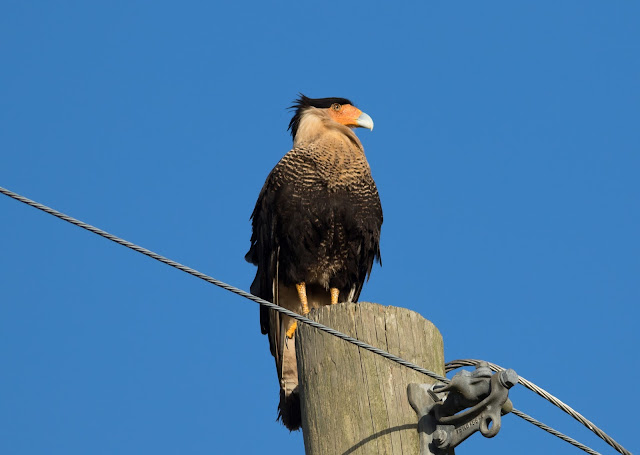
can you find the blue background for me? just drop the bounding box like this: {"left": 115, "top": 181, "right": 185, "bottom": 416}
{"left": 1, "top": 2, "right": 637, "bottom": 454}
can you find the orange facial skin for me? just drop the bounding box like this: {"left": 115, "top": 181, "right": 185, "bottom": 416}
{"left": 327, "top": 103, "right": 364, "bottom": 127}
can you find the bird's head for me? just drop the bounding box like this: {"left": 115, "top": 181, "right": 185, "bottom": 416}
{"left": 288, "top": 94, "right": 374, "bottom": 139}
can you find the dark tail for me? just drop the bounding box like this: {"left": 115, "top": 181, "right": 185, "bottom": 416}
{"left": 278, "top": 389, "right": 301, "bottom": 431}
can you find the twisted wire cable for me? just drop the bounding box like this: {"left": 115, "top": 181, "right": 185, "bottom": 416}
{"left": 446, "top": 359, "right": 630, "bottom": 455}
{"left": 0, "top": 186, "right": 447, "bottom": 384}
{"left": 512, "top": 409, "right": 603, "bottom": 455}
{"left": 1, "top": 185, "right": 629, "bottom": 455}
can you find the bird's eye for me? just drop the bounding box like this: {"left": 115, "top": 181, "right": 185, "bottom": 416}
{"left": 332, "top": 103, "right": 341, "bottom": 111}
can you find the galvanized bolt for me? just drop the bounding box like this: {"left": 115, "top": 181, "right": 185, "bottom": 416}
{"left": 499, "top": 369, "right": 518, "bottom": 389}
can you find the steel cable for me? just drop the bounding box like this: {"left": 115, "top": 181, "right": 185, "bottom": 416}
{"left": 0, "top": 186, "right": 447, "bottom": 384}
{"left": 446, "top": 359, "right": 630, "bottom": 455}
{"left": 1, "top": 185, "right": 630, "bottom": 455}
{"left": 512, "top": 409, "right": 603, "bottom": 455}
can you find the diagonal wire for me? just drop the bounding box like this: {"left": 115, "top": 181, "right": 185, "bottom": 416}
{"left": 446, "top": 359, "right": 631, "bottom": 455}
{"left": 0, "top": 185, "right": 630, "bottom": 455}
{"left": 512, "top": 409, "right": 603, "bottom": 455}
{"left": 0, "top": 185, "right": 447, "bottom": 384}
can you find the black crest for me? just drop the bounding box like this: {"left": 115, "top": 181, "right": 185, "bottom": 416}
{"left": 288, "top": 94, "right": 354, "bottom": 138}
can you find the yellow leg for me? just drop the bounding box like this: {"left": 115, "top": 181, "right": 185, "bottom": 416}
{"left": 296, "top": 282, "right": 310, "bottom": 315}
{"left": 330, "top": 288, "right": 339, "bottom": 305}
{"left": 286, "top": 282, "right": 310, "bottom": 339}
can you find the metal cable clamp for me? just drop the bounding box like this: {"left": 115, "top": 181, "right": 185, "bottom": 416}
{"left": 408, "top": 362, "right": 518, "bottom": 454}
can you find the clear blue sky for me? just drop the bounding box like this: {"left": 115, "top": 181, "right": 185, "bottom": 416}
{"left": 1, "top": 2, "right": 637, "bottom": 454}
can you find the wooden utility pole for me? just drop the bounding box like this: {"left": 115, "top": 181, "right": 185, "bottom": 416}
{"left": 296, "top": 302, "right": 445, "bottom": 455}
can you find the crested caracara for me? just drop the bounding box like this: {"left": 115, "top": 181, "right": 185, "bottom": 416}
{"left": 245, "top": 95, "right": 382, "bottom": 430}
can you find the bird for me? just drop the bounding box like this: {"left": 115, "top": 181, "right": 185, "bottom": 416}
{"left": 245, "top": 94, "right": 383, "bottom": 430}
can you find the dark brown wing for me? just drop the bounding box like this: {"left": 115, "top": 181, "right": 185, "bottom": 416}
{"left": 246, "top": 146, "right": 382, "bottom": 327}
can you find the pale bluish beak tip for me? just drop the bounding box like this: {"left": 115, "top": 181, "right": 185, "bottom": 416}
{"left": 357, "top": 112, "right": 374, "bottom": 131}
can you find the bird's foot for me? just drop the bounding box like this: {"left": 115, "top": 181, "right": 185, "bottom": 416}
{"left": 287, "top": 282, "right": 312, "bottom": 339}
{"left": 286, "top": 322, "right": 298, "bottom": 339}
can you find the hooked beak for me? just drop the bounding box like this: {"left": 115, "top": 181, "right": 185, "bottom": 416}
{"left": 356, "top": 112, "right": 374, "bottom": 131}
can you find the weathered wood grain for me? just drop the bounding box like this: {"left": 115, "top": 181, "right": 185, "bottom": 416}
{"left": 296, "top": 302, "right": 445, "bottom": 455}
